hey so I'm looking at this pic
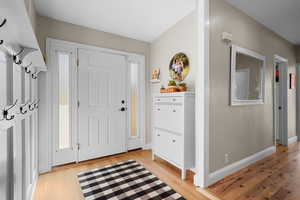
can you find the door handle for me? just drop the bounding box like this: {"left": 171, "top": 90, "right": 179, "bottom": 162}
{"left": 119, "top": 107, "right": 127, "bottom": 112}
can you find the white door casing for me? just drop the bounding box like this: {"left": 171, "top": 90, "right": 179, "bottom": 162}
{"left": 77, "top": 48, "right": 127, "bottom": 161}
{"left": 46, "top": 38, "right": 146, "bottom": 169}
{"left": 273, "top": 55, "right": 289, "bottom": 146}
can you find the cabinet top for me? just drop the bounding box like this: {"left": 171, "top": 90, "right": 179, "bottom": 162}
{"left": 154, "top": 92, "right": 195, "bottom": 97}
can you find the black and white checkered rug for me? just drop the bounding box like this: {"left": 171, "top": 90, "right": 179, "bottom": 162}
{"left": 78, "top": 160, "right": 186, "bottom": 200}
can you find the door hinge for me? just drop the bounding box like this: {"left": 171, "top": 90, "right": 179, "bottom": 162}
{"left": 77, "top": 143, "right": 80, "bottom": 150}
{"left": 77, "top": 59, "right": 79, "bottom": 66}
{"left": 77, "top": 101, "right": 80, "bottom": 108}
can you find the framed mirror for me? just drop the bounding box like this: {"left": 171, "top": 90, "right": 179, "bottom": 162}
{"left": 231, "top": 45, "right": 266, "bottom": 105}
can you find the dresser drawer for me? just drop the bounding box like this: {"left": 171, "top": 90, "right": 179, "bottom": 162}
{"left": 154, "top": 129, "right": 183, "bottom": 166}
{"left": 154, "top": 104, "right": 183, "bottom": 134}
{"left": 154, "top": 97, "right": 183, "bottom": 104}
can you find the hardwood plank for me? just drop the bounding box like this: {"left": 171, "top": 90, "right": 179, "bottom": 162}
{"left": 206, "top": 142, "right": 300, "bottom": 200}
{"left": 33, "top": 150, "right": 209, "bottom": 200}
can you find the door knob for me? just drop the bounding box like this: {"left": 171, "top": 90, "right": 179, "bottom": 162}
{"left": 119, "top": 107, "right": 127, "bottom": 112}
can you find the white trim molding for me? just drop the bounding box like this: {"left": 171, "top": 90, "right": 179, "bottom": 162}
{"left": 142, "top": 143, "right": 152, "bottom": 150}
{"left": 288, "top": 136, "right": 298, "bottom": 145}
{"left": 230, "top": 45, "right": 266, "bottom": 106}
{"left": 207, "top": 146, "right": 276, "bottom": 186}
{"left": 195, "top": 0, "right": 210, "bottom": 187}
{"left": 28, "top": 173, "right": 38, "bottom": 200}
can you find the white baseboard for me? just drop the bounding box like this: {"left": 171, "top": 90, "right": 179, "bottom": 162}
{"left": 288, "top": 136, "right": 298, "bottom": 145}
{"left": 194, "top": 174, "right": 201, "bottom": 186}
{"left": 28, "top": 173, "right": 38, "bottom": 200}
{"left": 208, "top": 146, "right": 276, "bottom": 186}
{"left": 143, "top": 143, "right": 152, "bottom": 150}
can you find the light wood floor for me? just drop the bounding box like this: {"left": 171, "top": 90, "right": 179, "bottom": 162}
{"left": 206, "top": 142, "right": 300, "bottom": 200}
{"left": 33, "top": 150, "right": 209, "bottom": 200}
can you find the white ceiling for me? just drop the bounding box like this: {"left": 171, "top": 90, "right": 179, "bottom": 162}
{"left": 34, "top": 0, "right": 196, "bottom": 42}
{"left": 226, "top": 0, "right": 300, "bottom": 45}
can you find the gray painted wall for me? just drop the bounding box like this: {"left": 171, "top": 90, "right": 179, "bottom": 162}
{"left": 296, "top": 46, "right": 300, "bottom": 141}
{"left": 209, "top": 0, "right": 297, "bottom": 172}
{"left": 296, "top": 46, "right": 300, "bottom": 63}
{"left": 149, "top": 11, "right": 197, "bottom": 143}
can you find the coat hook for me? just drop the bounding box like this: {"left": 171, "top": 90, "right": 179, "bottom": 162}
{"left": 25, "top": 67, "right": 31, "bottom": 74}
{"left": 34, "top": 99, "right": 40, "bottom": 109}
{"left": 0, "top": 18, "right": 7, "bottom": 28}
{"left": 13, "top": 48, "right": 24, "bottom": 65}
{"left": 20, "top": 106, "right": 27, "bottom": 115}
{"left": 23, "top": 62, "right": 32, "bottom": 74}
{"left": 0, "top": 40, "right": 3, "bottom": 45}
{"left": 1, "top": 99, "right": 18, "bottom": 121}
{"left": 32, "top": 73, "right": 38, "bottom": 79}
{"left": 19, "top": 101, "right": 29, "bottom": 115}
{"left": 29, "top": 101, "right": 35, "bottom": 111}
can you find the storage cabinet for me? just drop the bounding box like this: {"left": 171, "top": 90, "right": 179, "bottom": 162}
{"left": 152, "top": 92, "right": 195, "bottom": 179}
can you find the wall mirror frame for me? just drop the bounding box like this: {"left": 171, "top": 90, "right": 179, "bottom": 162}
{"left": 230, "top": 45, "right": 266, "bottom": 106}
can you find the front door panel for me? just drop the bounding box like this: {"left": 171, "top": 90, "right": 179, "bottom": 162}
{"left": 78, "top": 49, "right": 127, "bottom": 161}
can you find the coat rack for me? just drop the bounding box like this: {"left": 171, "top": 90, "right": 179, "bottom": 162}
{"left": 1, "top": 98, "right": 39, "bottom": 121}
{"left": 0, "top": 16, "right": 41, "bottom": 123}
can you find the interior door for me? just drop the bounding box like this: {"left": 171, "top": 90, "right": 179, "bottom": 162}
{"left": 78, "top": 49, "right": 127, "bottom": 162}
{"left": 277, "top": 62, "right": 288, "bottom": 146}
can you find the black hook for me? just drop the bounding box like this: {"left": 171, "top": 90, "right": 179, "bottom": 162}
{"left": 1, "top": 99, "right": 18, "bottom": 121}
{"left": 2, "top": 110, "right": 14, "bottom": 120}
{"left": 0, "top": 40, "right": 3, "bottom": 45}
{"left": 25, "top": 67, "right": 31, "bottom": 74}
{"left": 13, "top": 48, "right": 24, "bottom": 65}
{"left": 29, "top": 101, "right": 35, "bottom": 111}
{"left": 19, "top": 101, "right": 29, "bottom": 115}
{"left": 0, "top": 18, "right": 7, "bottom": 28}
{"left": 34, "top": 99, "right": 40, "bottom": 109}
{"left": 20, "top": 106, "right": 27, "bottom": 115}
{"left": 32, "top": 73, "right": 38, "bottom": 79}
{"left": 23, "top": 62, "right": 32, "bottom": 74}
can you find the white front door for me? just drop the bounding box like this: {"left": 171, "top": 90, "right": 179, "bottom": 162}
{"left": 77, "top": 49, "right": 127, "bottom": 162}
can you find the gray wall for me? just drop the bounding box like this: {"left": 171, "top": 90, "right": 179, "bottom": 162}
{"left": 36, "top": 15, "right": 150, "bottom": 59}
{"left": 296, "top": 46, "right": 300, "bottom": 63}
{"left": 24, "top": 0, "right": 37, "bottom": 33}
{"left": 209, "top": 0, "right": 297, "bottom": 172}
{"left": 296, "top": 46, "right": 300, "bottom": 141}
{"left": 149, "top": 11, "right": 197, "bottom": 143}
{"left": 150, "top": 11, "right": 198, "bottom": 91}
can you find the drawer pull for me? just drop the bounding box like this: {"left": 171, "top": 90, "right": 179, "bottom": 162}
{"left": 157, "top": 99, "right": 161, "bottom": 101}
{"left": 173, "top": 110, "right": 176, "bottom": 112}
{"left": 172, "top": 98, "right": 176, "bottom": 101}
{"left": 157, "top": 134, "right": 160, "bottom": 137}
{"left": 172, "top": 139, "right": 176, "bottom": 143}
{"left": 157, "top": 108, "right": 160, "bottom": 111}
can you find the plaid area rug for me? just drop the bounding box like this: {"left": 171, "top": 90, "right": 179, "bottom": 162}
{"left": 78, "top": 160, "right": 186, "bottom": 200}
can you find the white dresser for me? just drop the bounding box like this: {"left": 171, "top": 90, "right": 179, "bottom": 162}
{"left": 152, "top": 92, "right": 195, "bottom": 179}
